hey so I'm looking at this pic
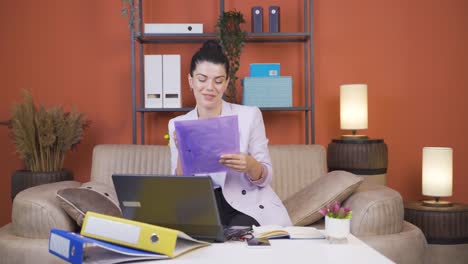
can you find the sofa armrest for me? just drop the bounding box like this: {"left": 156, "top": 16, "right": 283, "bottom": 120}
{"left": 343, "top": 182, "right": 404, "bottom": 236}
{"left": 12, "top": 181, "right": 81, "bottom": 239}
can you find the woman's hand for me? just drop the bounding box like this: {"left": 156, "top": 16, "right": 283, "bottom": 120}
{"left": 172, "top": 131, "right": 178, "bottom": 149}
{"left": 173, "top": 131, "right": 183, "bottom": 175}
{"left": 219, "top": 153, "right": 262, "bottom": 180}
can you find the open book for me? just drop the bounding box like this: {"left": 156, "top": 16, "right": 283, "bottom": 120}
{"left": 252, "top": 225, "right": 325, "bottom": 240}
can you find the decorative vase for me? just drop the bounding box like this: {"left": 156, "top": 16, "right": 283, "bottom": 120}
{"left": 325, "top": 215, "right": 351, "bottom": 239}
{"left": 11, "top": 170, "right": 73, "bottom": 201}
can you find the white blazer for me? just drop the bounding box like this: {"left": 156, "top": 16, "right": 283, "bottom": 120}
{"left": 168, "top": 100, "right": 292, "bottom": 226}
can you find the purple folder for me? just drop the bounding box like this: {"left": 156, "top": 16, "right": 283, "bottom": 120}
{"left": 174, "top": 115, "right": 240, "bottom": 175}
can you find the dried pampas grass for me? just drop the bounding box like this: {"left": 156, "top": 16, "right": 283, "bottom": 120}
{"left": 10, "top": 90, "right": 89, "bottom": 172}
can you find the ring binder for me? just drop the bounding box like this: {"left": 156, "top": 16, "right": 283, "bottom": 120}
{"left": 49, "top": 229, "right": 169, "bottom": 263}
{"left": 269, "top": 6, "right": 280, "bottom": 32}
{"left": 80, "top": 212, "right": 209, "bottom": 258}
{"left": 251, "top": 6, "right": 263, "bottom": 33}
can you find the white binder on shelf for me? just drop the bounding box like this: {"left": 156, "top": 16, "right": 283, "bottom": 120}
{"left": 144, "top": 23, "right": 203, "bottom": 34}
{"left": 144, "top": 55, "right": 163, "bottom": 108}
{"left": 162, "top": 55, "right": 181, "bottom": 108}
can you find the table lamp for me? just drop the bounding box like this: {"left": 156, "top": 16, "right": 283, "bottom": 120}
{"left": 328, "top": 83, "right": 388, "bottom": 185}
{"left": 422, "top": 147, "right": 453, "bottom": 207}
{"left": 340, "top": 84, "right": 368, "bottom": 140}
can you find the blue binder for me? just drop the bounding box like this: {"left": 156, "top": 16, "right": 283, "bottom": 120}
{"left": 49, "top": 229, "right": 166, "bottom": 264}
{"left": 251, "top": 6, "right": 263, "bottom": 33}
{"left": 269, "top": 6, "right": 280, "bottom": 32}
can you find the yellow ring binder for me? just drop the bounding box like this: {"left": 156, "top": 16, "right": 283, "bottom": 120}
{"left": 151, "top": 233, "right": 159, "bottom": 244}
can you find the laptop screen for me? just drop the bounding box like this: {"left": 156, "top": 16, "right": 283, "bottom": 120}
{"left": 112, "top": 174, "right": 225, "bottom": 242}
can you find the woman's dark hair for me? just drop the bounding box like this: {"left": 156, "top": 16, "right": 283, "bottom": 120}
{"left": 189, "top": 40, "right": 229, "bottom": 77}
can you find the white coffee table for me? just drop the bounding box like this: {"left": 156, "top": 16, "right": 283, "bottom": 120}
{"left": 148, "top": 234, "right": 394, "bottom": 263}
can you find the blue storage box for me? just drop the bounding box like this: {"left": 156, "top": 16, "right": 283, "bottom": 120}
{"left": 242, "top": 76, "right": 292, "bottom": 107}
{"left": 249, "top": 63, "right": 280, "bottom": 77}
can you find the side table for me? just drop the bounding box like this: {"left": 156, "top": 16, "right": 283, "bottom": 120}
{"left": 327, "top": 139, "right": 388, "bottom": 185}
{"left": 404, "top": 201, "right": 468, "bottom": 264}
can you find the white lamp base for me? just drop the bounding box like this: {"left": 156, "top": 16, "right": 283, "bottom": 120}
{"left": 341, "top": 134, "right": 368, "bottom": 140}
{"left": 422, "top": 200, "right": 453, "bottom": 207}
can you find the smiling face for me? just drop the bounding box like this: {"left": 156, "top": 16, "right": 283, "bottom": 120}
{"left": 189, "top": 61, "right": 229, "bottom": 115}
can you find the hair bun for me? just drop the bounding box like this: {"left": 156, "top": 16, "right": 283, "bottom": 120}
{"left": 190, "top": 39, "right": 230, "bottom": 77}
{"left": 201, "top": 40, "right": 223, "bottom": 53}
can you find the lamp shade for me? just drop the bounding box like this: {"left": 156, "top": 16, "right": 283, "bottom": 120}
{"left": 340, "top": 84, "right": 368, "bottom": 130}
{"left": 422, "top": 147, "right": 453, "bottom": 197}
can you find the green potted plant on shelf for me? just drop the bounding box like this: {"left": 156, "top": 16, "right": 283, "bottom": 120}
{"left": 2, "top": 90, "right": 89, "bottom": 200}
{"left": 215, "top": 10, "right": 247, "bottom": 104}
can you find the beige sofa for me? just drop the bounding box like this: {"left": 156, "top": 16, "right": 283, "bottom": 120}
{"left": 0, "top": 144, "right": 427, "bottom": 264}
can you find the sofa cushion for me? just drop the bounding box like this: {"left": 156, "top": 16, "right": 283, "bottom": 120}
{"left": 12, "top": 181, "right": 81, "bottom": 239}
{"left": 269, "top": 145, "right": 327, "bottom": 200}
{"left": 342, "top": 182, "right": 404, "bottom": 236}
{"left": 283, "top": 170, "right": 363, "bottom": 226}
{"left": 57, "top": 181, "right": 122, "bottom": 226}
{"left": 90, "top": 144, "right": 171, "bottom": 185}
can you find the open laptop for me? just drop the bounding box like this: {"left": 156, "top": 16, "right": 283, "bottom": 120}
{"left": 112, "top": 174, "right": 251, "bottom": 242}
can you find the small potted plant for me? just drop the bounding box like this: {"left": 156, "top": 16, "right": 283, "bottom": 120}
{"left": 319, "top": 201, "right": 352, "bottom": 239}
{"left": 3, "top": 90, "right": 89, "bottom": 200}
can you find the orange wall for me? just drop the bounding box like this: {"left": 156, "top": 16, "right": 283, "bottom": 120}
{"left": 314, "top": 0, "right": 468, "bottom": 204}
{"left": 1, "top": 0, "right": 467, "bottom": 226}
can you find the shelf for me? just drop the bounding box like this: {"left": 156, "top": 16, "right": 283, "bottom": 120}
{"left": 246, "top": 32, "right": 310, "bottom": 42}
{"left": 130, "top": 0, "right": 314, "bottom": 144}
{"left": 258, "top": 107, "right": 311, "bottom": 111}
{"left": 137, "top": 107, "right": 194, "bottom": 112}
{"left": 136, "top": 32, "right": 310, "bottom": 44}
{"left": 137, "top": 107, "right": 311, "bottom": 112}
